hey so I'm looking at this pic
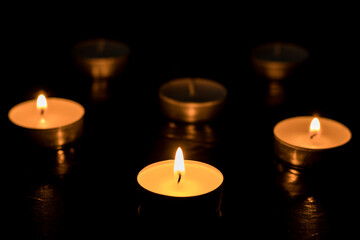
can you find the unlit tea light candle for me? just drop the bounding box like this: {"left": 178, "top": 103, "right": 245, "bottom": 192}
{"left": 72, "top": 38, "right": 130, "bottom": 79}
{"left": 159, "top": 78, "right": 227, "bottom": 123}
{"left": 8, "top": 93, "right": 85, "bottom": 148}
{"left": 274, "top": 116, "right": 351, "bottom": 168}
{"left": 251, "top": 42, "right": 309, "bottom": 80}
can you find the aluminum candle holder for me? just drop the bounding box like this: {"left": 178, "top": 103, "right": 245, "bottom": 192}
{"left": 274, "top": 137, "right": 330, "bottom": 169}
{"left": 15, "top": 119, "right": 84, "bottom": 149}
{"left": 137, "top": 182, "right": 223, "bottom": 220}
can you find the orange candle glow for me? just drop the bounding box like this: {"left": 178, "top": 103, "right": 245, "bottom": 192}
{"left": 274, "top": 116, "right": 351, "bottom": 149}
{"left": 273, "top": 116, "right": 352, "bottom": 168}
{"left": 9, "top": 93, "right": 84, "bottom": 130}
{"left": 8, "top": 92, "right": 85, "bottom": 148}
{"left": 137, "top": 147, "right": 223, "bottom": 197}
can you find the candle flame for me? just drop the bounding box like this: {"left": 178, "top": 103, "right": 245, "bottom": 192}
{"left": 309, "top": 117, "right": 320, "bottom": 139}
{"left": 37, "top": 94, "right": 47, "bottom": 114}
{"left": 174, "top": 147, "right": 185, "bottom": 183}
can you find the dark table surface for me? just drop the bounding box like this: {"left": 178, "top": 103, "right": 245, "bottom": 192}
{"left": 1, "top": 14, "right": 359, "bottom": 239}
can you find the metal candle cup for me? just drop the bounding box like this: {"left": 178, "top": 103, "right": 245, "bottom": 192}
{"left": 159, "top": 78, "right": 227, "bottom": 123}
{"left": 72, "top": 38, "right": 130, "bottom": 79}
{"left": 251, "top": 42, "right": 309, "bottom": 80}
{"left": 273, "top": 116, "right": 351, "bottom": 169}
{"left": 8, "top": 97, "right": 85, "bottom": 149}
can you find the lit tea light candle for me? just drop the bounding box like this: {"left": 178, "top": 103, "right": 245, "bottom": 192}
{"left": 137, "top": 147, "right": 223, "bottom": 218}
{"left": 138, "top": 147, "right": 223, "bottom": 197}
{"left": 251, "top": 42, "right": 309, "bottom": 80}
{"left": 159, "top": 78, "right": 227, "bottom": 123}
{"left": 274, "top": 116, "right": 352, "bottom": 168}
{"left": 8, "top": 93, "right": 85, "bottom": 148}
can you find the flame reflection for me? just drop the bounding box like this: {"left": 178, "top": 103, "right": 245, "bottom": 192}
{"left": 27, "top": 183, "right": 64, "bottom": 238}
{"left": 276, "top": 162, "right": 330, "bottom": 239}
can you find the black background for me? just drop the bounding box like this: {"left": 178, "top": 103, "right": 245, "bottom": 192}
{"left": 2, "top": 7, "right": 359, "bottom": 239}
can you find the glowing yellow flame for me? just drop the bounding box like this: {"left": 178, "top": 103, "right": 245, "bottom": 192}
{"left": 174, "top": 147, "right": 185, "bottom": 182}
{"left": 37, "top": 94, "right": 47, "bottom": 112}
{"left": 309, "top": 117, "right": 320, "bottom": 139}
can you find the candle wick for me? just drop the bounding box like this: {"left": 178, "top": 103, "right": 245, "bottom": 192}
{"left": 274, "top": 43, "right": 282, "bottom": 56}
{"left": 40, "top": 108, "right": 44, "bottom": 116}
{"left": 310, "top": 133, "right": 317, "bottom": 139}
{"left": 188, "top": 78, "right": 196, "bottom": 97}
{"left": 177, "top": 172, "right": 182, "bottom": 184}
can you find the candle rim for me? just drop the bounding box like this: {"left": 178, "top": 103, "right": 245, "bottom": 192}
{"left": 137, "top": 159, "right": 224, "bottom": 198}
{"left": 8, "top": 97, "right": 85, "bottom": 130}
{"left": 274, "top": 116, "right": 352, "bottom": 150}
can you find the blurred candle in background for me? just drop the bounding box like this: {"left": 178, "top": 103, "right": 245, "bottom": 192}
{"left": 72, "top": 38, "right": 130, "bottom": 80}
{"left": 251, "top": 42, "right": 309, "bottom": 81}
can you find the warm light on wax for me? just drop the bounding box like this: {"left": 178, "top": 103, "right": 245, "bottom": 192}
{"left": 137, "top": 147, "right": 223, "bottom": 197}
{"left": 274, "top": 116, "right": 351, "bottom": 149}
{"left": 9, "top": 94, "right": 84, "bottom": 130}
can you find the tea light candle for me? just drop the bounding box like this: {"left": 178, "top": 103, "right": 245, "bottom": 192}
{"left": 72, "top": 38, "right": 130, "bottom": 79}
{"left": 138, "top": 147, "right": 223, "bottom": 197}
{"left": 159, "top": 78, "right": 227, "bottom": 123}
{"left": 251, "top": 42, "right": 309, "bottom": 80}
{"left": 137, "top": 147, "right": 223, "bottom": 217}
{"left": 8, "top": 94, "right": 85, "bottom": 148}
{"left": 274, "top": 116, "right": 351, "bottom": 168}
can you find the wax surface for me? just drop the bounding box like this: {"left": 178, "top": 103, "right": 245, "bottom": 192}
{"left": 9, "top": 98, "right": 85, "bottom": 129}
{"left": 160, "top": 78, "right": 227, "bottom": 103}
{"left": 137, "top": 160, "right": 223, "bottom": 197}
{"left": 274, "top": 116, "right": 351, "bottom": 149}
